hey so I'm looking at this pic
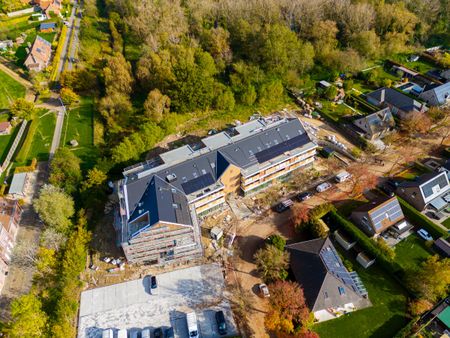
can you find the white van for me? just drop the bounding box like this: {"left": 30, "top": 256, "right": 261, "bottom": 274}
{"left": 335, "top": 171, "right": 352, "bottom": 183}
{"left": 186, "top": 311, "right": 199, "bottom": 338}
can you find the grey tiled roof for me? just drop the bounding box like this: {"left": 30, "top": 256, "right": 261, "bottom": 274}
{"left": 286, "top": 238, "right": 368, "bottom": 312}
{"left": 367, "top": 87, "right": 424, "bottom": 112}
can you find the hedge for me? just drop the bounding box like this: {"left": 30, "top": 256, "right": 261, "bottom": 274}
{"left": 14, "top": 158, "right": 37, "bottom": 173}
{"left": 50, "top": 25, "right": 68, "bottom": 81}
{"left": 397, "top": 197, "right": 449, "bottom": 239}
{"left": 15, "top": 119, "right": 39, "bottom": 163}
{"left": 328, "top": 210, "right": 403, "bottom": 274}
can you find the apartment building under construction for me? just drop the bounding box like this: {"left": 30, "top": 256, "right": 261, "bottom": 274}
{"left": 116, "top": 115, "right": 317, "bottom": 264}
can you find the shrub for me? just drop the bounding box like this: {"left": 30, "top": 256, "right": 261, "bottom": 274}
{"left": 15, "top": 119, "right": 39, "bottom": 163}
{"left": 397, "top": 197, "right": 449, "bottom": 239}
{"left": 266, "top": 234, "right": 286, "bottom": 251}
{"left": 310, "top": 219, "right": 329, "bottom": 238}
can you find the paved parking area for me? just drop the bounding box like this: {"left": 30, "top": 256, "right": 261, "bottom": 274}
{"left": 78, "top": 264, "right": 238, "bottom": 338}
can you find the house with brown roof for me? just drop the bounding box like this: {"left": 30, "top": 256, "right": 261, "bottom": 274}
{"left": 24, "top": 35, "right": 52, "bottom": 72}
{"left": 0, "top": 198, "right": 22, "bottom": 294}
{"left": 34, "top": 0, "right": 62, "bottom": 18}
{"left": 351, "top": 196, "right": 411, "bottom": 237}
{"left": 0, "top": 122, "right": 12, "bottom": 135}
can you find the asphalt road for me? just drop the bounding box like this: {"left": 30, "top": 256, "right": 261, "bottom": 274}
{"left": 55, "top": 0, "right": 78, "bottom": 80}
{"left": 50, "top": 0, "right": 83, "bottom": 158}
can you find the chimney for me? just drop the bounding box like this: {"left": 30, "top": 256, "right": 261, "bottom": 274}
{"left": 380, "top": 89, "right": 385, "bottom": 103}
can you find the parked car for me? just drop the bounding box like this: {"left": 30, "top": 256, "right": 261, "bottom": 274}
{"left": 297, "top": 191, "right": 312, "bottom": 201}
{"left": 150, "top": 275, "right": 157, "bottom": 289}
{"left": 215, "top": 310, "right": 228, "bottom": 335}
{"left": 153, "top": 328, "right": 163, "bottom": 338}
{"left": 273, "top": 199, "right": 293, "bottom": 213}
{"left": 427, "top": 211, "right": 445, "bottom": 220}
{"left": 316, "top": 182, "right": 332, "bottom": 193}
{"left": 417, "top": 229, "right": 433, "bottom": 241}
{"left": 186, "top": 312, "right": 199, "bottom": 338}
{"left": 258, "top": 283, "right": 270, "bottom": 298}
{"left": 164, "top": 327, "right": 174, "bottom": 338}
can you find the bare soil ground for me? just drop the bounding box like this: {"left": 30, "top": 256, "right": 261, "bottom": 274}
{"left": 0, "top": 162, "right": 47, "bottom": 321}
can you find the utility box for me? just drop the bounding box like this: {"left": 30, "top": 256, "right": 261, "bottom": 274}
{"left": 210, "top": 226, "right": 223, "bottom": 241}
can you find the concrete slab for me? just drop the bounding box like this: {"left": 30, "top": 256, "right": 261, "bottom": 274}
{"left": 78, "top": 264, "right": 238, "bottom": 338}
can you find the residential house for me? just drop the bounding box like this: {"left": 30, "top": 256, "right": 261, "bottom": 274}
{"left": 24, "top": 35, "right": 52, "bottom": 72}
{"left": 0, "top": 40, "right": 13, "bottom": 50}
{"left": 117, "top": 116, "right": 317, "bottom": 264}
{"left": 352, "top": 107, "right": 395, "bottom": 140}
{"left": 0, "top": 122, "right": 12, "bottom": 135}
{"left": 351, "top": 196, "right": 411, "bottom": 237}
{"left": 366, "top": 87, "right": 427, "bottom": 119}
{"left": 39, "top": 22, "right": 56, "bottom": 32}
{"left": 397, "top": 171, "right": 450, "bottom": 211}
{"left": 0, "top": 198, "right": 22, "bottom": 294}
{"left": 35, "top": 0, "right": 62, "bottom": 18}
{"left": 419, "top": 82, "right": 450, "bottom": 106}
{"left": 286, "top": 238, "right": 370, "bottom": 322}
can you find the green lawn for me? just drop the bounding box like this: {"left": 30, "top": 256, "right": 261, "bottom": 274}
{"left": 394, "top": 234, "right": 433, "bottom": 270}
{"left": 0, "top": 125, "right": 18, "bottom": 164}
{"left": 24, "top": 110, "right": 56, "bottom": 162}
{"left": 60, "top": 97, "right": 98, "bottom": 169}
{"left": 319, "top": 100, "right": 360, "bottom": 122}
{"left": 390, "top": 54, "right": 436, "bottom": 74}
{"left": 315, "top": 252, "right": 409, "bottom": 338}
{"left": 0, "top": 70, "right": 26, "bottom": 109}
{"left": 442, "top": 217, "right": 450, "bottom": 230}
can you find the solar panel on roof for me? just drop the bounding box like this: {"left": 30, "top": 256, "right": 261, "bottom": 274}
{"left": 254, "top": 133, "right": 310, "bottom": 164}
{"left": 181, "top": 173, "right": 215, "bottom": 194}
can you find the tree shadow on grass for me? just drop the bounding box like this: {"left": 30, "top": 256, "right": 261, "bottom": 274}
{"left": 368, "top": 314, "right": 409, "bottom": 338}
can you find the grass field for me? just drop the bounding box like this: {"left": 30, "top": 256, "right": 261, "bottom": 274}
{"left": 24, "top": 110, "right": 56, "bottom": 162}
{"left": 395, "top": 234, "right": 433, "bottom": 270}
{"left": 0, "top": 125, "right": 18, "bottom": 164}
{"left": 0, "top": 69, "right": 26, "bottom": 109}
{"left": 442, "top": 217, "right": 450, "bottom": 229}
{"left": 315, "top": 250, "right": 409, "bottom": 338}
{"left": 60, "top": 97, "right": 98, "bottom": 169}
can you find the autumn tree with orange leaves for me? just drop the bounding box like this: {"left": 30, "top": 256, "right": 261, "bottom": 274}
{"left": 347, "top": 164, "right": 378, "bottom": 196}
{"left": 291, "top": 204, "right": 310, "bottom": 228}
{"left": 265, "top": 281, "right": 317, "bottom": 337}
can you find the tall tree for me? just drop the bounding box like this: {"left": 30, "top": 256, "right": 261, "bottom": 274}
{"left": 7, "top": 294, "right": 48, "bottom": 338}
{"left": 408, "top": 255, "right": 450, "bottom": 302}
{"left": 33, "top": 185, "right": 75, "bottom": 234}
{"left": 49, "top": 148, "right": 82, "bottom": 194}
{"left": 254, "top": 244, "right": 290, "bottom": 283}
{"left": 143, "top": 89, "right": 171, "bottom": 122}
{"left": 265, "top": 280, "right": 313, "bottom": 335}
{"left": 9, "top": 99, "right": 36, "bottom": 121}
